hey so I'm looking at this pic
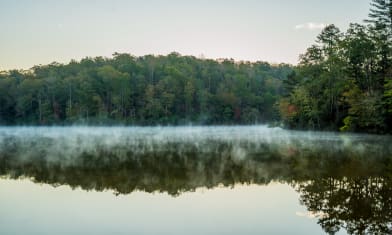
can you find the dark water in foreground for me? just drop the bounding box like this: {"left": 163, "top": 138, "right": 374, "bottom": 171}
{"left": 0, "top": 126, "right": 391, "bottom": 235}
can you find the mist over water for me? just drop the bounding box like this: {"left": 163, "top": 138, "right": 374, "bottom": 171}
{"left": 0, "top": 125, "right": 390, "bottom": 165}
{"left": 0, "top": 126, "right": 391, "bottom": 235}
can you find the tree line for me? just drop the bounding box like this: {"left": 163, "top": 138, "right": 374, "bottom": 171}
{"left": 0, "top": 0, "right": 391, "bottom": 133}
{"left": 0, "top": 53, "right": 291, "bottom": 125}
{"left": 279, "top": 0, "right": 392, "bottom": 133}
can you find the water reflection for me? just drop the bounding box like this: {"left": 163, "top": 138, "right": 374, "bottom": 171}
{"left": 0, "top": 126, "right": 391, "bottom": 234}
{"left": 296, "top": 178, "right": 392, "bottom": 234}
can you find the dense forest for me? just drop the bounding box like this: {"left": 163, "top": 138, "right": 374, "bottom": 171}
{"left": 280, "top": 0, "right": 392, "bottom": 133}
{"left": 0, "top": 54, "right": 291, "bottom": 125}
{"left": 0, "top": 0, "right": 391, "bottom": 133}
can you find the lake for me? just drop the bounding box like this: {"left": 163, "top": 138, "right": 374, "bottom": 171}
{"left": 0, "top": 126, "right": 391, "bottom": 235}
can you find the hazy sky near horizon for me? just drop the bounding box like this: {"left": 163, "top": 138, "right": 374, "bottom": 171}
{"left": 1, "top": 0, "right": 370, "bottom": 70}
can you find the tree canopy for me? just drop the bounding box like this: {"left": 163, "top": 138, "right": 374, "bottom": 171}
{"left": 1, "top": 0, "right": 391, "bottom": 133}
{"left": 279, "top": 0, "right": 392, "bottom": 133}
{"left": 0, "top": 53, "right": 292, "bottom": 125}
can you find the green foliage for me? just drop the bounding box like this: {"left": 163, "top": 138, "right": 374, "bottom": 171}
{"left": 0, "top": 54, "right": 292, "bottom": 125}
{"left": 279, "top": 1, "right": 392, "bottom": 133}
{"left": 2, "top": 1, "right": 391, "bottom": 133}
{"left": 385, "top": 79, "right": 392, "bottom": 114}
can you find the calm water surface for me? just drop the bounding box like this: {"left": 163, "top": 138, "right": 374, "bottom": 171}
{"left": 0, "top": 126, "right": 391, "bottom": 235}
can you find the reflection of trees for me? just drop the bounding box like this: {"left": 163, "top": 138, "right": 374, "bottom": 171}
{"left": 0, "top": 140, "right": 289, "bottom": 195}
{"left": 0, "top": 134, "right": 392, "bottom": 234}
{"left": 295, "top": 177, "right": 392, "bottom": 234}
{"left": 290, "top": 151, "right": 392, "bottom": 234}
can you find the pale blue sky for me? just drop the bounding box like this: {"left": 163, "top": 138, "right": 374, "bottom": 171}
{"left": 0, "top": 0, "right": 370, "bottom": 70}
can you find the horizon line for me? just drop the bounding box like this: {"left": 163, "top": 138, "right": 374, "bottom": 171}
{"left": 1, "top": 51, "right": 296, "bottom": 72}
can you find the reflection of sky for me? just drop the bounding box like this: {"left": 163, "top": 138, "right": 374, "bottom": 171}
{"left": 0, "top": 179, "right": 327, "bottom": 235}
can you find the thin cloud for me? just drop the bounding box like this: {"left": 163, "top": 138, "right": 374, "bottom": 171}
{"left": 294, "top": 22, "right": 326, "bottom": 30}
{"left": 295, "top": 211, "right": 328, "bottom": 219}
